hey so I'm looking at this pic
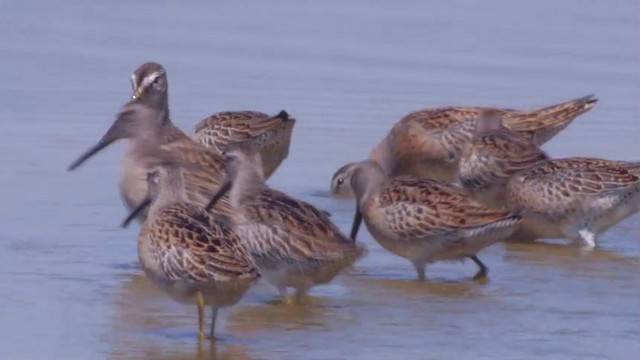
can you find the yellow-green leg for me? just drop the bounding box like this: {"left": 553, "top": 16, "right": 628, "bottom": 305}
{"left": 278, "top": 286, "right": 295, "bottom": 305}
{"left": 196, "top": 292, "right": 206, "bottom": 341}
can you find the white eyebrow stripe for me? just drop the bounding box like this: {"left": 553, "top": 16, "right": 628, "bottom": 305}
{"left": 130, "top": 74, "right": 137, "bottom": 89}
{"left": 139, "top": 70, "right": 164, "bottom": 90}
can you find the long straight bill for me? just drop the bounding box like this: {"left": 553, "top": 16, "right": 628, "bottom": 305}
{"left": 205, "top": 182, "right": 232, "bottom": 212}
{"left": 350, "top": 207, "right": 363, "bottom": 240}
{"left": 121, "top": 197, "right": 152, "bottom": 228}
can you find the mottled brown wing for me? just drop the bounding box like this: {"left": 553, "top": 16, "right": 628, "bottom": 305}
{"left": 502, "top": 94, "right": 597, "bottom": 145}
{"left": 400, "top": 107, "right": 491, "bottom": 130}
{"left": 565, "top": 157, "right": 640, "bottom": 176}
{"left": 618, "top": 161, "right": 640, "bottom": 176}
{"left": 545, "top": 159, "right": 640, "bottom": 193}
{"left": 508, "top": 159, "right": 640, "bottom": 215}
{"left": 193, "top": 111, "right": 271, "bottom": 152}
{"left": 194, "top": 111, "right": 295, "bottom": 153}
{"left": 247, "top": 117, "right": 295, "bottom": 151}
{"left": 247, "top": 111, "right": 293, "bottom": 136}
{"left": 460, "top": 130, "right": 549, "bottom": 189}
{"left": 241, "top": 189, "right": 358, "bottom": 262}
{"left": 377, "top": 177, "right": 518, "bottom": 240}
{"left": 148, "top": 204, "right": 258, "bottom": 282}
{"left": 393, "top": 109, "right": 481, "bottom": 167}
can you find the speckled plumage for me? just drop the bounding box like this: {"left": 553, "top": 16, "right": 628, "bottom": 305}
{"left": 129, "top": 166, "right": 259, "bottom": 340}
{"left": 330, "top": 94, "right": 597, "bottom": 197}
{"left": 206, "top": 144, "right": 366, "bottom": 303}
{"left": 506, "top": 157, "right": 640, "bottom": 248}
{"left": 140, "top": 203, "right": 258, "bottom": 287}
{"left": 194, "top": 110, "right": 295, "bottom": 178}
{"left": 68, "top": 62, "right": 290, "bottom": 222}
{"left": 349, "top": 161, "right": 521, "bottom": 281}
{"left": 458, "top": 112, "right": 550, "bottom": 208}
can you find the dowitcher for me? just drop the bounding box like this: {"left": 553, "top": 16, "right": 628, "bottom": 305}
{"left": 132, "top": 62, "right": 295, "bottom": 179}
{"left": 205, "top": 142, "right": 366, "bottom": 304}
{"left": 330, "top": 94, "right": 597, "bottom": 198}
{"left": 331, "top": 161, "right": 365, "bottom": 199}
{"left": 458, "top": 110, "right": 550, "bottom": 208}
{"left": 506, "top": 157, "right": 640, "bottom": 249}
{"left": 194, "top": 110, "right": 296, "bottom": 179}
{"left": 67, "top": 62, "right": 293, "bottom": 221}
{"left": 121, "top": 158, "right": 259, "bottom": 341}
{"left": 349, "top": 160, "right": 521, "bottom": 281}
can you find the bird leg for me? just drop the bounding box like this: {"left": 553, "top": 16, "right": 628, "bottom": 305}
{"left": 278, "top": 286, "right": 294, "bottom": 305}
{"left": 209, "top": 307, "right": 218, "bottom": 341}
{"left": 294, "top": 286, "right": 310, "bottom": 305}
{"left": 469, "top": 255, "right": 489, "bottom": 282}
{"left": 412, "top": 260, "right": 426, "bottom": 281}
{"left": 196, "top": 292, "right": 205, "bottom": 341}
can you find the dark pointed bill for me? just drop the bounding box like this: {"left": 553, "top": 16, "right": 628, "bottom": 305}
{"left": 67, "top": 138, "right": 117, "bottom": 171}
{"left": 204, "top": 182, "right": 232, "bottom": 212}
{"left": 275, "top": 110, "right": 289, "bottom": 121}
{"left": 350, "top": 207, "right": 363, "bottom": 240}
{"left": 67, "top": 117, "right": 127, "bottom": 171}
{"left": 121, "top": 197, "right": 152, "bottom": 228}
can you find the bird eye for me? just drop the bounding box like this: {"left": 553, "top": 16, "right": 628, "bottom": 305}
{"left": 336, "top": 178, "right": 344, "bottom": 186}
{"left": 147, "top": 170, "right": 160, "bottom": 183}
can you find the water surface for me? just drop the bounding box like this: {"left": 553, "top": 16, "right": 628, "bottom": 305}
{"left": 0, "top": 1, "right": 638, "bottom": 359}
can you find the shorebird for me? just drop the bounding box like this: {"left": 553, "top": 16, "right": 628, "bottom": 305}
{"left": 68, "top": 62, "right": 294, "bottom": 222}
{"left": 330, "top": 94, "right": 597, "bottom": 198}
{"left": 205, "top": 142, "right": 366, "bottom": 304}
{"left": 331, "top": 162, "right": 365, "bottom": 199}
{"left": 455, "top": 112, "right": 640, "bottom": 248}
{"left": 121, "top": 157, "right": 259, "bottom": 341}
{"left": 506, "top": 157, "right": 640, "bottom": 248}
{"left": 349, "top": 160, "right": 521, "bottom": 281}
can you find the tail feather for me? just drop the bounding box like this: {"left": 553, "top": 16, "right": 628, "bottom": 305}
{"left": 275, "top": 110, "right": 292, "bottom": 122}
{"left": 528, "top": 93, "right": 598, "bottom": 124}
{"left": 535, "top": 94, "right": 597, "bottom": 114}
{"left": 249, "top": 110, "right": 296, "bottom": 135}
{"left": 508, "top": 94, "right": 598, "bottom": 145}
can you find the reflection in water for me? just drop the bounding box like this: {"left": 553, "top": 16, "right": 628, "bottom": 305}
{"left": 107, "top": 272, "right": 256, "bottom": 360}
{"left": 112, "top": 342, "right": 254, "bottom": 360}
{"left": 503, "top": 241, "right": 639, "bottom": 267}
{"left": 228, "top": 299, "right": 338, "bottom": 334}
{"left": 349, "top": 274, "right": 486, "bottom": 299}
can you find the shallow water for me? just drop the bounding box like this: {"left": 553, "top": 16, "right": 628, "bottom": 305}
{"left": 0, "top": 1, "right": 639, "bottom": 359}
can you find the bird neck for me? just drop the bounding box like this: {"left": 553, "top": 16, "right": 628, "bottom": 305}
{"left": 148, "top": 170, "right": 188, "bottom": 218}
{"left": 368, "top": 136, "right": 395, "bottom": 176}
{"left": 352, "top": 162, "right": 387, "bottom": 209}
{"left": 160, "top": 118, "right": 190, "bottom": 143}
{"left": 229, "top": 163, "right": 266, "bottom": 209}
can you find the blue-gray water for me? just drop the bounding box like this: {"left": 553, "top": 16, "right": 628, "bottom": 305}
{"left": 0, "top": 1, "right": 638, "bottom": 359}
